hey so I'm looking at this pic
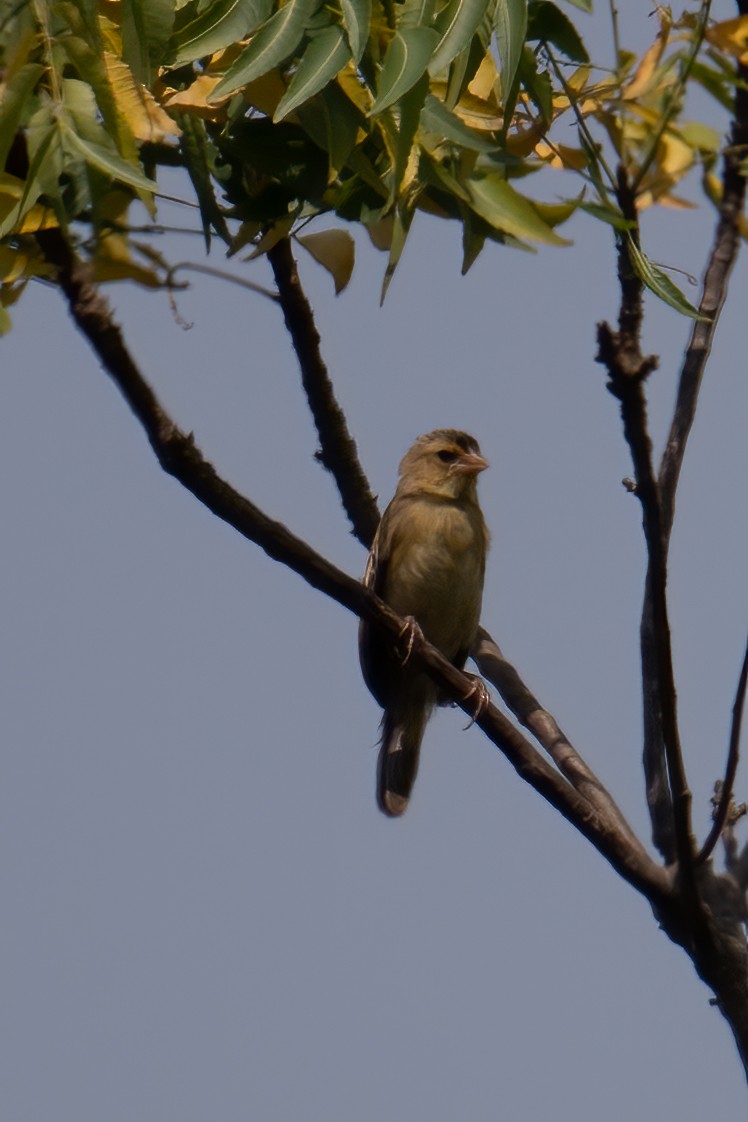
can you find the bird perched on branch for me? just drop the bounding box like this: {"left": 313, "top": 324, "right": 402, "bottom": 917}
{"left": 359, "top": 430, "right": 490, "bottom": 816}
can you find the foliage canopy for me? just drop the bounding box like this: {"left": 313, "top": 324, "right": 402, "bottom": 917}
{"left": 1, "top": 0, "right": 745, "bottom": 320}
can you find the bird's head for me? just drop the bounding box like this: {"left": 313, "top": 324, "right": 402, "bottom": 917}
{"left": 396, "top": 429, "right": 488, "bottom": 501}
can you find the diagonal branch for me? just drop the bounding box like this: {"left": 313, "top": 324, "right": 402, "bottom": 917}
{"left": 698, "top": 638, "right": 748, "bottom": 865}
{"left": 472, "top": 627, "right": 652, "bottom": 863}
{"left": 267, "top": 237, "right": 380, "bottom": 548}
{"left": 37, "top": 225, "right": 671, "bottom": 909}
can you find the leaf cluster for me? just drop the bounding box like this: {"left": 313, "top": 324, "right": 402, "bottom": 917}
{"left": 0, "top": 0, "right": 743, "bottom": 321}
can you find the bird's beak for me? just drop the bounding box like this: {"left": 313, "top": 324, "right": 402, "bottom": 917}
{"left": 452, "top": 451, "right": 489, "bottom": 475}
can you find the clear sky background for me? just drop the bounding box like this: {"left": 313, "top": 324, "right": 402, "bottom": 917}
{"left": 2, "top": 4, "right": 747, "bottom": 1119}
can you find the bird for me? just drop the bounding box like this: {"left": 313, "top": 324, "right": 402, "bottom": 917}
{"left": 359, "top": 429, "right": 490, "bottom": 816}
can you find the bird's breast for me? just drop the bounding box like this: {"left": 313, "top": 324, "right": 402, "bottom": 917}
{"left": 383, "top": 498, "right": 486, "bottom": 658}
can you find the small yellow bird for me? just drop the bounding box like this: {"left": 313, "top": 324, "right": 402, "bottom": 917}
{"left": 359, "top": 430, "right": 490, "bottom": 816}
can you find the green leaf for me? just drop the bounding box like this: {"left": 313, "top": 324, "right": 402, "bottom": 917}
{"left": 444, "top": 34, "right": 487, "bottom": 108}
{"left": 626, "top": 235, "right": 707, "bottom": 320}
{"left": 274, "top": 26, "right": 351, "bottom": 121}
{"left": 397, "top": 0, "right": 436, "bottom": 30}
{"left": 0, "top": 63, "right": 44, "bottom": 172}
{"left": 690, "top": 61, "right": 735, "bottom": 113}
{"left": 516, "top": 44, "right": 552, "bottom": 119}
{"left": 429, "top": 0, "right": 489, "bottom": 76}
{"left": 527, "top": 0, "right": 588, "bottom": 62}
{"left": 340, "top": 0, "right": 370, "bottom": 62}
{"left": 209, "top": 0, "right": 321, "bottom": 101}
{"left": 419, "top": 150, "right": 471, "bottom": 203}
{"left": 295, "top": 81, "right": 363, "bottom": 170}
{"left": 467, "top": 173, "right": 570, "bottom": 244}
{"left": 561, "top": 0, "right": 591, "bottom": 11}
{"left": 58, "top": 33, "right": 140, "bottom": 167}
{"left": 371, "top": 27, "right": 439, "bottom": 114}
{"left": 296, "top": 228, "right": 355, "bottom": 292}
{"left": 577, "top": 201, "right": 630, "bottom": 230}
{"left": 62, "top": 123, "right": 160, "bottom": 194}
{"left": 0, "top": 128, "right": 54, "bottom": 238}
{"left": 391, "top": 71, "right": 429, "bottom": 197}
{"left": 121, "top": 0, "right": 176, "bottom": 82}
{"left": 380, "top": 204, "right": 414, "bottom": 302}
{"left": 169, "top": 0, "right": 273, "bottom": 65}
{"left": 178, "top": 112, "right": 230, "bottom": 248}
{"left": 494, "top": 0, "right": 527, "bottom": 93}
{"left": 420, "top": 93, "right": 497, "bottom": 152}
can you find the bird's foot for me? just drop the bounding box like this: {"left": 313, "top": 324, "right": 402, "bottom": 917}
{"left": 461, "top": 674, "right": 490, "bottom": 729}
{"left": 397, "top": 616, "right": 423, "bottom": 665}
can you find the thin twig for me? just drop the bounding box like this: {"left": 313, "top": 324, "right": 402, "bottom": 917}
{"left": 266, "top": 237, "right": 380, "bottom": 548}
{"left": 698, "top": 639, "right": 748, "bottom": 865}
{"left": 36, "top": 225, "right": 672, "bottom": 908}
{"left": 631, "top": 1, "right": 712, "bottom": 194}
{"left": 169, "top": 261, "right": 280, "bottom": 301}
{"left": 544, "top": 48, "right": 618, "bottom": 204}
{"left": 597, "top": 167, "right": 698, "bottom": 889}
{"left": 659, "top": 56, "right": 748, "bottom": 535}
{"left": 641, "top": 32, "right": 748, "bottom": 862}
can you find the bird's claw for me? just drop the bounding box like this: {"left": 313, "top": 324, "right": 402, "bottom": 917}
{"left": 461, "top": 674, "right": 490, "bottom": 729}
{"left": 397, "top": 616, "right": 423, "bottom": 665}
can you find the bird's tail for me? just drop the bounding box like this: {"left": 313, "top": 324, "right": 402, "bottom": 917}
{"left": 377, "top": 706, "right": 428, "bottom": 817}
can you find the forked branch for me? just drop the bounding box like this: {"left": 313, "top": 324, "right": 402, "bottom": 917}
{"left": 37, "top": 225, "right": 671, "bottom": 908}
{"left": 596, "top": 169, "right": 692, "bottom": 878}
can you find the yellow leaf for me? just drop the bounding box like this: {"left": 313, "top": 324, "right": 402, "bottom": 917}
{"left": 104, "top": 53, "right": 182, "bottom": 142}
{"left": 506, "top": 120, "right": 546, "bottom": 156}
{"left": 534, "top": 141, "right": 587, "bottom": 170}
{"left": 0, "top": 244, "right": 54, "bottom": 282}
{"left": 439, "top": 87, "right": 502, "bottom": 131}
{"left": 705, "top": 15, "right": 748, "bottom": 63}
{"left": 657, "top": 132, "right": 694, "bottom": 178}
{"left": 247, "top": 214, "right": 297, "bottom": 259}
{"left": 17, "top": 205, "right": 58, "bottom": 233}
{"left": 337, "top": 66, "right": 373, "bottom": 114}
{"left": 243, "top": 72, "right": 288, "bottom": 117}
{"left": 366, "top": 214, "right": 394, "bottom": 251}
{"left": 91, "top": 257, "right": 164, "bottom": 286}
{"left": 623, "top": 9, "right": 672, "bottom": 100}
{"left": 468, "top": 55, "right": 500, "bottom": 103}
{"left": 296, "top": 229, "right": 355, "bottom": 294}
{"left": 165, "top": 74, "right": 226, "bottom": 117}
{"left": 97, "top": 12, "right": 122, "bottom": 55}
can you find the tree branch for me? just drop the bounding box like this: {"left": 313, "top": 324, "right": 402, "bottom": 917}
{"left": 698, "top": 638, "right": 748, "bottom": 865}
{"left": 641, "top": 47, "right": 748, "bottom": 862}
{"left": 267, "top": 237, "right": 380, "bottom": 548}
{"left": 659, "top": 57, "right": 748, "bottom": 533}
{"left": 36, "top": 225, "right": 671, "bottom": 909}
{"left": 596, "top": 170, "right": 693, "bottom": 877}
{"left": 472, "top": 627, "right": 653, "bottom": 864}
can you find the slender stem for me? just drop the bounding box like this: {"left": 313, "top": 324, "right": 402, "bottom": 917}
{"left": 168, "top": 261, "right": 279, "bottom": 302}
{"left": 697, "top": 639, "right": 748, "bottom": 864}
{"left": 659, "top": 59, "right": 748, "bottom": 533}
{"left": 545, "top": 49, "right": 618, "bottom": 203}
{"left": 267, "top": 237, "right": 380, "bottom": 549}
{"left": 596, "top": 169, "right": 695, "bottom": 880}
{"left": 631, "top": 1, "right": 712, "bottom": 195}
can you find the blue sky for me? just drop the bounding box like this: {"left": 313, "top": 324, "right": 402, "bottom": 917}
{"left": 2, "top": 4, "right": 747, "bottom": 1118}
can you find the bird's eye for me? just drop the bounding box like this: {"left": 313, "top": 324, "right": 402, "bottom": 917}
{"left": 437, "top": 450, "right": 458, "bottom": 463}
